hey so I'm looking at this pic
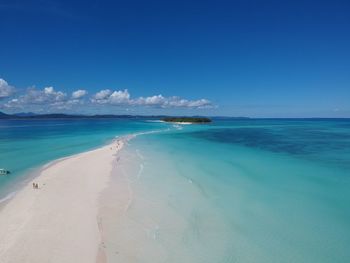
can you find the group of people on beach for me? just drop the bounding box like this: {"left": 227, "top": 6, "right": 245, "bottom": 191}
{"left": 110, "top": 140, "right": 121, "bottom": 151}
{"left": 32, "top": 183, "right": 39, "bottom": 189}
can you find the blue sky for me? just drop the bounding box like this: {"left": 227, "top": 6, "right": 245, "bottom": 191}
{"left": 0, "top": 0, "right": 349, "bottom": 117}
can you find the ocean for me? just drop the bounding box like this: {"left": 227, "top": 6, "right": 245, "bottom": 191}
{"left": 1, "top": 118, "right": 350, "bottom": 262}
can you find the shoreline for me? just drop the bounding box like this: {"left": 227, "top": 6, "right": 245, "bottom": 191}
{"left": 0, "top": 137, "right": 127, "bottom": 263}
{"left": 158, "top": 120, "right": 193, "bottom": 125}
{"left": 0, "top": 136, "right": 120, "bottom": 208}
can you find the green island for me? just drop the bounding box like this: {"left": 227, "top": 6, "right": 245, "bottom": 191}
{"left": 162, "top": 117, "right": 212, "bottom": 123}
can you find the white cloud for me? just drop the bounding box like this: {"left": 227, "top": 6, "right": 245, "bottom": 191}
{"left": 132, "top": 95, "right": 212, "bottom": 108}
{"left": 134, "top": 95, "right": 166, "bottom": 106}
{"left": 0, "top": 78, "right": 15, "bottom": 98}
{"left": 91, "top": 89, "right": 213, "bottom": 109}
{"left": 1, "top": 79, "right": 213, "bottom": 111}
{"left": 71, "top": 89, "right": 87, "bottom": 99}
{"left": 91, "top": 89, "right": 130, "bottom": 105}
{"left": 4, "top": 98, "right": 21, "bottom": 109}
{"left": 108, "top": 90, "right": 130, "bottom": 104}
{"left": 167, "top": 97, "right": 212, "bottom": 108}
{"left": 23, "top": 86, "right": 67, "bottom": 104}
{"left": 93, "top": 89, "right": 112, "bottom": 101}
{"left": 4, "top": 86, "right": 67, "bottom": 109}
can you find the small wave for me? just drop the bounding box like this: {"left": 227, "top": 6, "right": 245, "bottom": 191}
{"left": 117, "top": 125, "right": 175, "bottom": 142}
{"left": 145, "top": 225, "right": 160, "bottom": 240}
{"left": 0, "top": 190, "right": 18, "bottom": 204}
{"left": 152, "top": 225, "right": 160, "bottom": 240}
{"left": 120, "top": 167, "right": 134, "bottom": 213}
{"left": 145, "top": 120, "right": 164, "bottom": 123}
{"left": 136, "top": 149, "right": 144, "bottom": 160}
{"left": 173, "top": 124, "right": 183, "bottom": 130}
{"left": 137, "top": 163, "right": 144, "bottom": 179}
{"left": 132, "top": 128, "right": 170, "bottom": 137}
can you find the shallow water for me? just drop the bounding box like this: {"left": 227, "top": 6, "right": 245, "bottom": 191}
{"left": 102, "top": 119, "right": 350, "bottom": 262}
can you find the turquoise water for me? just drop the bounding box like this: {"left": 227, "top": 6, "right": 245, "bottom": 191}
{"left": 1, "top": 118, "right": 350, "bottom": 262}
{"left": 119, "top": 119, "right": 350, "bottom": 262}
{"left": 0, "top": 118, "right": 161, "bottom": 198}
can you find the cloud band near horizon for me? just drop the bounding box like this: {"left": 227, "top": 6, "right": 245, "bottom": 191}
{"left": 0, "top": 78, "right": 214, "bottom": 113}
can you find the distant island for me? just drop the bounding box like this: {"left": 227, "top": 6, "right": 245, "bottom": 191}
{"left": 162, "top": 117, "right": 212, "bottom": 124}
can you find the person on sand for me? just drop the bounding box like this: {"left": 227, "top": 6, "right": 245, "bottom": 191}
{"left": 32, "top": 183, "right": 35, "bottom": 189}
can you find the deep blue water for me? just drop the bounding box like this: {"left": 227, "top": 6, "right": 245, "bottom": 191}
{"left": 189, "top": 119, "right": 350, "bottom": 167}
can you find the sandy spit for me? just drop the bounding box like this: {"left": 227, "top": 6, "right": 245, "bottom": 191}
{"left": 0, "top": 138, "right": 125, "bottom": 263}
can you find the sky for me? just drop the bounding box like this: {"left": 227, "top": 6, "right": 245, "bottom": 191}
{"left": 0, "top": 0, "right": 349, "bottom": 117}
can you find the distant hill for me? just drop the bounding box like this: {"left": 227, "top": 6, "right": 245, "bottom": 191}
{"left": 23, "top": 114, "right": 141, "bottom": 119}
{"left": 0, "top": 111, "right": 11, "bottom": 118}
{"left": 13, "top": 112, "right": 37, "bottom": 117}
{"left": 0, "top": 111, "right": 162, "bottom": 120}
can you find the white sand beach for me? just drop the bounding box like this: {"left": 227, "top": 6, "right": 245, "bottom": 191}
{"left": 0, "top": 138, "right": 125, "bottom": 263}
